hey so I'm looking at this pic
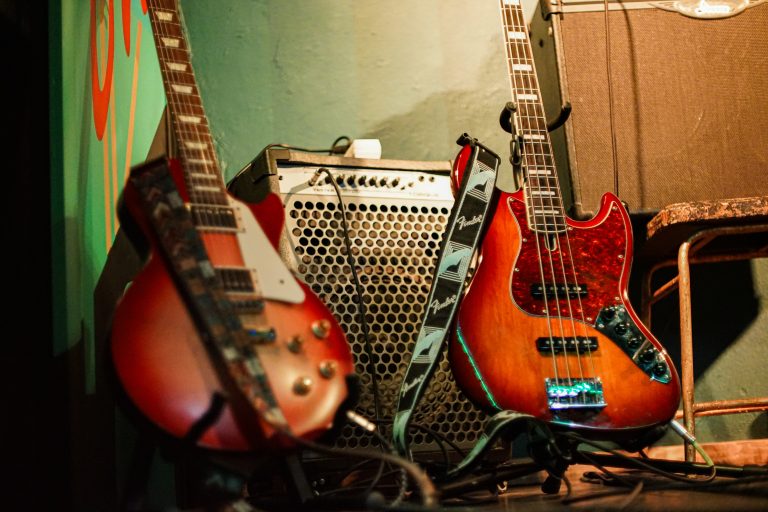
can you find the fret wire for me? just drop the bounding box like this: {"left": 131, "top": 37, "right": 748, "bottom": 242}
{"left": 500, "top": 2, "right": 563, "bottom": 227}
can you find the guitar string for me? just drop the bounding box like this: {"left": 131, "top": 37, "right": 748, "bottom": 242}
{"left": 151, "top": 2, "right": 247, "bottom": 306}
{"left": 158, "top": 1, "right": 229, "bottom": 271}
{"left": 504, "top": 2, "right": 597, "bottom": 385}
{"left": 504, "top": 2, "right": 600, "bottom": 398}
{"left": 499, "top": 2, "right": 568, "bottom": 391}
{"left": 150, "top": 0, "right": 280, "bottom": 419}
{"left": 152, "top": 1, "right": 222, "bottom": 290}
{"left": 504, "top": 3, "right": 598, "bottom": 382}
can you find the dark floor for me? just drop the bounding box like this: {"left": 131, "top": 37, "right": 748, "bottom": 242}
{"left": 241, "top": 460, "right": 768, "bottom": 512}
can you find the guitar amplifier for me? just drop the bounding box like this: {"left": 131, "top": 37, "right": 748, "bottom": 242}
{"left": 228, "top": 148, "right": 491, "bottom": 456}
{"left": 532, "top": 0, "right": 768, "bottom": 216}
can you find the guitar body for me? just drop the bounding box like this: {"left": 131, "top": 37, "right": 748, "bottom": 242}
{"left": 449, "top": 183, "right": 680, "bottom": 441}
{"left": 112, "top": 159, "right": 354, "bottom": 451}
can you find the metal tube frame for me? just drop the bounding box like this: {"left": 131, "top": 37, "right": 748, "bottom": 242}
{"left": 641, "top": 223, "right": 768, "bottom": 461}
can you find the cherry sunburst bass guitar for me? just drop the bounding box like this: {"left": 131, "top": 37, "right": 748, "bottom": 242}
{"left": 111, "top": 0, "right": 353, "bottom": 451}
{"left": 449, "top": 0, "right": 680, "bottom": 445}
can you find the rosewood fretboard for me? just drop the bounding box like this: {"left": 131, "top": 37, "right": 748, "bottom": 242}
{"left": 146, "top": 0, "right": 229, "bottom": 212}
{"left": 499, "top": 0, "right": 566, "bottom": 233}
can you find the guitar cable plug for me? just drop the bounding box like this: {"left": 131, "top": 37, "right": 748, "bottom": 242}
{"left": 307, "top": 167, "right": 329, "bottom": 187}
{"left": 669, "top": 419, "right": 716, "bottom": 472}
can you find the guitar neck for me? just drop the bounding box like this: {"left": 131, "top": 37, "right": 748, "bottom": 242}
{"left": 499, "top": 0, "right": 566, "bottom": 231}
{"left": 146, "top": 0, "right": 228, "bottom": 206}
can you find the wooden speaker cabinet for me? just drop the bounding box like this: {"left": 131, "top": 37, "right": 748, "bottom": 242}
{"left": 536, "top": 0, "right": 768, "bottom": 215}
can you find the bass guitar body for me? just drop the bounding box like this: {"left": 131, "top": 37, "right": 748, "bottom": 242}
{"left": 112, "top": 159, "right": 354, "bottom": 452}
{"left": 449, "top": 154, "right": 680, "bottom": 443}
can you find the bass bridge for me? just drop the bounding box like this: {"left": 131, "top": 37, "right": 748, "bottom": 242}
{"left": 545, "top": 377, "right": 606, "bottom": 411}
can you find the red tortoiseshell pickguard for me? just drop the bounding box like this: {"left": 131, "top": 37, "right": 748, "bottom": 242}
{"left": 507, "top": 194, "right": 629, "bottom": 323}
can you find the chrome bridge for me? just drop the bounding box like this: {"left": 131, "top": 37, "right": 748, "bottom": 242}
{"left": 545, "top": 378, "right": 606, "bottom": 411}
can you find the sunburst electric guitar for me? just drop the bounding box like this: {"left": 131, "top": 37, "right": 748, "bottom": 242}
{"left": 449, "top": 0, "right": 680, "bottom": 444}
{"left": 111, "top": 0, "right": 354, "bottom": 451}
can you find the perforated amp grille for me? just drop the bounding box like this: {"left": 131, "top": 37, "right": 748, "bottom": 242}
{"left": 277, "top": 165, "right": 489, "bottom": 451}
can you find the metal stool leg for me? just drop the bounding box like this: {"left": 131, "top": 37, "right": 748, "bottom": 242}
{"left": 677, "top": 240, "right": 696, "bottom": 462}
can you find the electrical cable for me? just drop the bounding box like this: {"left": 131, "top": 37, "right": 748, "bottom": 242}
{"left": 310, "top": 167, "right": 383, "bottom": 430}
{"left": 305, "top": 167, "right": 422, "bottom": 506}
{"left": 285, "top": 438, "right": 437, "bottom": 509}
{"left": 562, "top": 431, "right": 717, "bottom": 485}
{"left": 265, "top": 135, "right": 352, "bottom": 156}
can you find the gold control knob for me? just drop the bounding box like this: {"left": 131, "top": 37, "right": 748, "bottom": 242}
{"left": 311, "top": 319, "right": 332, "bottom": 339}
{"left": 318, "top": 360, "right": 337, "bottom": 379}
{"left": 286, "top": 335, "right": 303, "bottom": 353}
{"left": 293, "top": 377, "right": 313, "bottom": 396}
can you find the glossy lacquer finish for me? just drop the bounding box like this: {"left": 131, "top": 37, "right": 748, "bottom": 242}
{"left": 111, "top": 160, "right": 354, "bottom": 452}
{"left": 449, "top": 187, "right": 680, "bottom": 437}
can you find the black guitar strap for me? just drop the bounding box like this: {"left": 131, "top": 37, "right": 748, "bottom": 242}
{"left": 128, "top": 157, "right": 290, "bottom": 436}
{"left": 392, "top": 136, "right": 553, "bottom": 481}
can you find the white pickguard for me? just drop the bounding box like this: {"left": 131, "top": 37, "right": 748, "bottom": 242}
{"left": 229, "top": 197, "right": 305, "bottom": 304}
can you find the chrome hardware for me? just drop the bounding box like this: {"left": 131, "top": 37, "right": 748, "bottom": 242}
{"left": 546, "top": 378, "right": 606, "bottom": 411}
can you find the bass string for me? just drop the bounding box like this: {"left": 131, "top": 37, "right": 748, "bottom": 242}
{"left": 502, "top": 1, "right": 598, "bottom": 396}
{"left": 500, "top": 1, "right": 566, "bottom": 389}
{"left": 146, "top": 0, "right": 282, "bottom": 425}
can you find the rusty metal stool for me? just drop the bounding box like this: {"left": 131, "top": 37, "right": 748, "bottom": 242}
{"left": 640, "top": 197, "right": 768, "bottom": 461}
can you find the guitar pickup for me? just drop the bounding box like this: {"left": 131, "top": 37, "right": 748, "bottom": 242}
{"left": 216, "top": 267, "right": 256, "bottom": 294}
{"left": 531, "top": 283, "right": 588, "bottom": 300}
{"left": 537, "top": 336, "right": 598, "bottom": 354}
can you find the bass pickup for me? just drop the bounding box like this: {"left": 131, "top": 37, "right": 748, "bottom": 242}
{"left": 530, "top": 283, "right": 588, "bottom": 300}
{"left": 536, "top": 336, "right": 598, "bottom": 354}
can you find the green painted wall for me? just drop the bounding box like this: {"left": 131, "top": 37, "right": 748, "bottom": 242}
{"left": 55, "top": 0, "right": 165, "bottom": 382}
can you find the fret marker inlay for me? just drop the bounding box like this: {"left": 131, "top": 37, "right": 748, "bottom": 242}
{"left": 516, "top": 93, "right": 539, "bottom": 101}
{"left": 512, "top": 64, "right": 532, "bottom": 72}
{"left": 184, "top": 141, "right": 208, "bottom": 150}
{"left": 171, "top": 84, "right": 193, "bottom": 94}
{"left": 178, "top": 115, "right": 202, "bottom": 124}
{"left": 161, "top": 37, "right": 180, "bottom": 48}
{"left": 508, "top": 31, "right": 527, "bottom": 40}
{"left": 166, "top": 62, "right": 188, "bottom": 72}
